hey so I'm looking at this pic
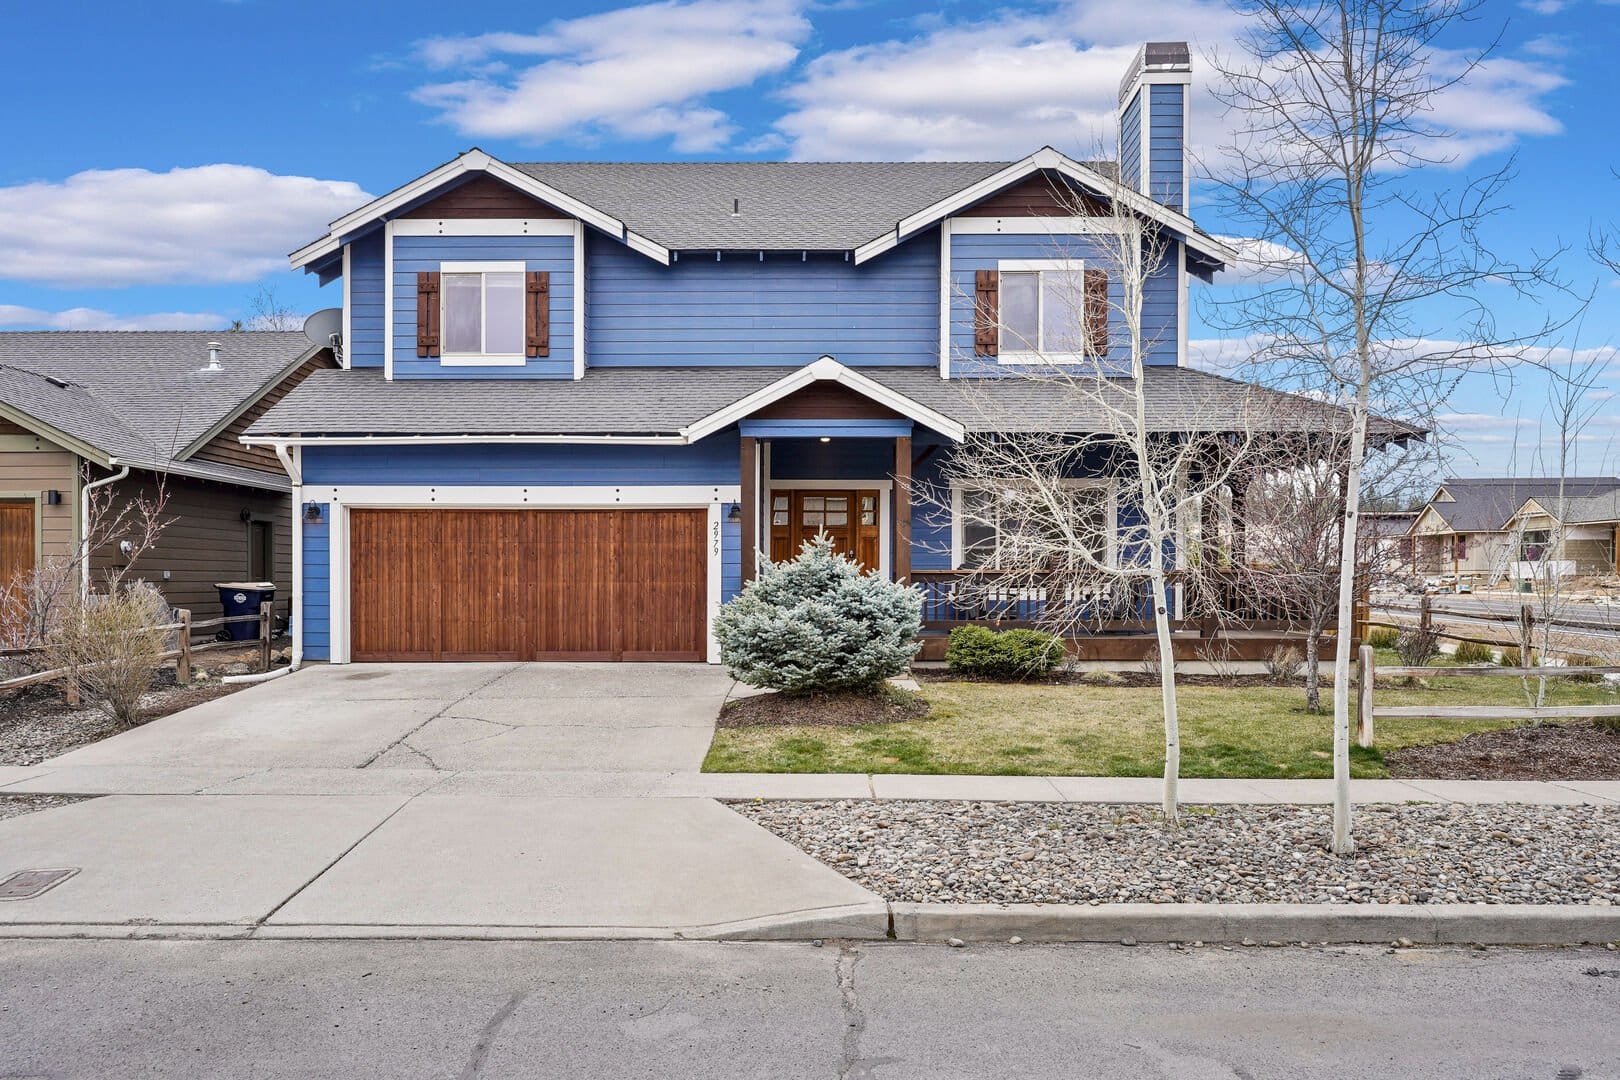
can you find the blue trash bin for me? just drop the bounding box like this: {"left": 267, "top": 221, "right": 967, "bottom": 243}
{"left": 217, "top": 582, "right": 276, "bottom": 641}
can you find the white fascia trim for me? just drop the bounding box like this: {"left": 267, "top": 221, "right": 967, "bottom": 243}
{"left": 853, "top": 147, "right": 1236, "bottom": 268}
{"left": 393, "top": 218, "right": 575, "bottom": 237}
{"left": 382, "top": 219, "right": 395, "bottom": 380}
{"left": 573, "top": 219, "right": 586, "bottom": 380}
{"left": 1177, "top": 240, "right": 1188, "bottom": 366}
{"left": 243, "top": 434, "right": 686, "bottom": 447}
{"left": 938, "top": 217, "right": 951, "bottom": 379}
{"left": 681, "top": 356, "right": 967, "bottom": 444}
{"left": 307, "top": 484, "right": 739, "bottom": 506}
{"left": 947, "top": 217, "right": 1136, "bottom": 235}
{"left": 289, "top": 149, "right": 671, "bottom": 269}
{"left": 341, "top": 244, "right": 352, "bottom": 370}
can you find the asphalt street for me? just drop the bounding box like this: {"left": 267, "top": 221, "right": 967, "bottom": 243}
{"left": 1, "top": 938, "right": 1615, "bottom": 1079}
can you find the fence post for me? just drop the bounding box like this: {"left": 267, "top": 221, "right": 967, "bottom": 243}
{"left": 1418, "top": 594, "right": 1432, "bottom": 636}
{"left": 259, "top": 601, "right": 272, "bottom": 673}
{"left": 1518, "top": 604, "right": 1534, "bottom": 664}
{"left": 176, "top": 609, "right": 192, "bottom": 685}
{"left": 1356, "top": 644, "right": 1375, "bottom": 748}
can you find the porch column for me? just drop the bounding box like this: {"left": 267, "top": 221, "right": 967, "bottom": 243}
{"left": 740, "top": 435, "right": 757, "bottom": 583}
{"left": 894, "top": 435, "right": 912, "bottom": 582}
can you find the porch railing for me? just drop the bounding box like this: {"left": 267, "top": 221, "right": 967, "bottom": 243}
{"left": 910, "top": 569, "right": 1329, "bottom": 636}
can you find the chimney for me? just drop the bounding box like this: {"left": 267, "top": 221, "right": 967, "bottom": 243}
{"left": 1117, "top": 42, "right": 1192, "bottom": 212}
{"left": 205, "top": 341, "right": 223, "bottom": 372}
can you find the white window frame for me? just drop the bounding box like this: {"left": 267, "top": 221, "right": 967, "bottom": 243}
{"left": 995, "top": 258, "right": 1093, "bottom": 365}
{"left": 438, "top": 260, "right": 528, "bottom": 367}
{"left": 949, "top": 478, "right": 1117, "bottom": 570}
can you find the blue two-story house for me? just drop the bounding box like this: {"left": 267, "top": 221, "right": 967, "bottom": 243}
{"left": 248, "top": 41, "right": 1313, "bottom": 667}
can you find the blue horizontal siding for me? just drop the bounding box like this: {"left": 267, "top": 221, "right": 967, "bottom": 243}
{"left": 1149, "top": 83, "right": 1185, "bottom": 211}
{"left": 391, "top": 234, "right": 574, "bottom": 380}
{"left": 302, "top": 436, "right": 740, "bottom": 487}
{"left": 1120, "top": 89, "right": 1144, "bottom": 192}
{"left": 585, "top": 229, "right": 939, "bottom": 368}
{"left": 948, "top": 232, "right": 1180, "bottom": 376}
{"left": 347, "top": 233, "right": 386, "bottom": 369}
{"left": 301, "top": 508, "right": 330, "bottom": 660}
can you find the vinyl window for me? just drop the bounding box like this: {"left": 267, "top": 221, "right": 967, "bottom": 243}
{"left": 440, "top": 262, "right": 525, "bottom": 364}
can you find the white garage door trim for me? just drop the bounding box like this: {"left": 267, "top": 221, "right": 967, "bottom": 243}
{"left": 317, "top": 485, "right": 740, "bottom": 665}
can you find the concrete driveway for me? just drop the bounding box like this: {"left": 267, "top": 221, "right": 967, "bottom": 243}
{"left": 46, "top": 663, "right": 735, "bottom": 774}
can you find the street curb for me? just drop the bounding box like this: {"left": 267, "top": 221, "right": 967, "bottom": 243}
{"left": 888, "top": 903, "right": 1620, "bottom": 945}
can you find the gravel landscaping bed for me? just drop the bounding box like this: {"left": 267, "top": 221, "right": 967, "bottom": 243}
{"left": 0, "top": 672, "right": 246, "bottom": 766}
{"left": 733, "top": 800, "right": 1620, "bottom": 906}
{"left": 0, "top": 795, "right": 94, "bottom": 822}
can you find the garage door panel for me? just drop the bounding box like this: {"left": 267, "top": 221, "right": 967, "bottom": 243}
{"left": 351, "top": 507, "right": 705, "bottom": 662}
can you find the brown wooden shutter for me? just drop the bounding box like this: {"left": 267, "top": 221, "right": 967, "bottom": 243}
{"left": 416, "top": 272, "right": 440, "bottom": 357}
{"left": 973, "top": 269, "right": 998, "bottom": 357}
{"left": 1084, "top": 268, "right": 1109, "bottom": 356}
{"left": 526, "top": 271, "right": 550, "bottom": 358}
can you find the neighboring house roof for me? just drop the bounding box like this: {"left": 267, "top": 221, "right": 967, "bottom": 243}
{"left": 289, "top": 148, "right": 1234, "bottom": 273}
{"left": 0, "top": 331, "right": 324, "bottom": 491}
{"left": 1362, "top": 510, "right": 1419, "bottom": 539}
{"left": 1510, "top": 490, "right": 1620, "bottom": 527}
{"left": 1411, "top": 477, "right": 1620, "bottom": 534}
{"left": 246, "top": 364, "right": 1412, "bottom": 445}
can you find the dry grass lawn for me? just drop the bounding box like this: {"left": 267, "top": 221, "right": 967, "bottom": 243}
{"left": 703, "top": 664, "right": 1618, "bottom": 778}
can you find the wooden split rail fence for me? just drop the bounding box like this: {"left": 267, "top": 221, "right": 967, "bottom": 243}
{"left": 0, "top": 601, "right": 277, "bottom": 697}
{"left": 1353, "top": 643, "right": 1620, "bottom": 748}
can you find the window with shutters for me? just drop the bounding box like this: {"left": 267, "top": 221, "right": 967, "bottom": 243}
{"left": 439, "top": 261, "right": 527, "bottom": 365}
{"left": 994, "top": 259, "right": 1108, "bottom": 362}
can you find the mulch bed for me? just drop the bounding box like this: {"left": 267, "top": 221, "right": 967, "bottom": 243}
{"left": 912, "top": 669, "right": 1295, "bottom": 689}
{"left": 718, "top": 687, "right": 932, "bottom": 728}
{"left": 0, "top": 663, "right": 252, "bottom": 766}
{"left": 1386, "top": 721, "right": 1620, "bottom": 781}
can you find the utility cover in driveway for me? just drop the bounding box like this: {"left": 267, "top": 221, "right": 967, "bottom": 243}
{"left": 0, "top": 868, "right": 78, "bottom": 900}
{"left": 349, "top": 508, "right": 707, "bottom": 663}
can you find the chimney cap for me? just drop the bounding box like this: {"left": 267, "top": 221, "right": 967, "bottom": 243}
{"left": 1119, "top": 41, "right": 1191, "bottom": 103}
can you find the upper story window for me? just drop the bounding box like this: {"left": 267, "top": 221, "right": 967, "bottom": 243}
{"left": 441, "top": 261, "right": 525, "bottom": 365}
{"left": 989, "top": 259, "right": 1108, "bottom": 363}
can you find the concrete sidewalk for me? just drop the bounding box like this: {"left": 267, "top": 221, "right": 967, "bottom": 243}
{"left": 2, "top": 764, "right": 1616, "bottom": 803}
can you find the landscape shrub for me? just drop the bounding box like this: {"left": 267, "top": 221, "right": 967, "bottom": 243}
{"left": 1597, "top": 714, "right": 1620, "bottom": 734}
{"left": 713, "top": 536, "right": 921, "bottom": 694}
{"left": 1264, "top": 646, "right": 1304, "bottom": 683}
{"left": 1394, "top": 625, "right": 1441, "bottom": 666}
{"left": 1451, "top": 640, "right": 1494, "bottom": 665}
{"left": 945, "top": 625, "right": 1065, "bottom": 680}
{"left": 1498, "top": 646, "right": 1535, "bottom": 667}
{"left": 1564, "top": 653, "right": 1605, "bottom": 684}
{"left": 46, "top": 582, "right": 172, "bottom": 728}
{"left": 1366, "top": 627, "right": 1399, "bottom": 651}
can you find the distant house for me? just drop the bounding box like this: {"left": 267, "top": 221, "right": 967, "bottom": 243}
{"left": 0, "top": 332, "right": 335, "bottom": 623}
{"left": 1361, "top": 509, "right": 1418, "bottom": 576}
{"left": 1407, "top": 477, "right": 1620, "bottom": 581}
{"left": 1502, "top": 488, "right": 1620, "bottom": 578}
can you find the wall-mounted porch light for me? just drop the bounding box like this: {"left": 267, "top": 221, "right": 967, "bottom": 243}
{"left": 726, "top": 504, "right": 743, "bottom": 522}
{"left": 303, "top": 502, "right": 323, "bottom": 523}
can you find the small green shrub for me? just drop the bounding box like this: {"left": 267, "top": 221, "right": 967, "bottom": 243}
{"left": 1451, "top": 640, "right": 1494, "bottom": 665}
{"left": 1394, "top": 625, "right": 1441, "bottom": 666}
{"left": 945, "top": 625, "right": 1065, "bottom": 680}
{"left": 1366, "top": 627, "right": 1399, "bottom": 651}
{"left": 1498, "top": 646, "right": 1536, "bottom": 667}
{"left": 1565, "top": 653, "right": 1605, "bottom": 684}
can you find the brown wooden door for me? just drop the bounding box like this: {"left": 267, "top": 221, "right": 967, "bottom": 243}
{"left": 0, "top": 501, "right": 34, "bottom": 638}
{"left": 350, "top": 508, "right": 704, "bottom": 662}
{"left": 769, "top": 490, "right": 881, "bottom": 571}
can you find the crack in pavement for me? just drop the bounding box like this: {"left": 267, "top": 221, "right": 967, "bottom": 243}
{"left": 357, "top": 666, "right": 523, "bottom": 770}
{"left": 459, "top": 989, "right": 530, "bottom": 1080}
{"left": 836, "top": 946, "right": 866, "bottom": 1080}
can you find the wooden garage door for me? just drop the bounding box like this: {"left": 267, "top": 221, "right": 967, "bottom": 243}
{"left": 349, "top": 508, "right": 706, "bottom": 663}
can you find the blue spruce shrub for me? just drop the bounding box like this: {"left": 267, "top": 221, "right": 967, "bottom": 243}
{"left": 714, "top": 536, "right": 922, "bottom": 693}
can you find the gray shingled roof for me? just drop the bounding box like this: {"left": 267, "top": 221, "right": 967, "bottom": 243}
{"left": 0, "top": 331, "right": 317, "bottom": 490}
{"left": 1424, "top": 477, "right": 1620, "bottom": 533}
{"left": 512, "top": 161, "right": 1025, "bottom": 251}
{"left": 1521, "top": 487, "right": 1620, "bottom": 526}
{"left": 249, "top": 365, "right": 1398, "bottom": 441}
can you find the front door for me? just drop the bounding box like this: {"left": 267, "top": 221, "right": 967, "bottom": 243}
{"left": 769, "top": 489, "right": 880, "bottom": 571}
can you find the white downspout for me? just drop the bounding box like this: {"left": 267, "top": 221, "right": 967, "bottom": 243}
{"left": 80, "top": 459, "right": 130, "bottom": 598}
{"left": 273, "top": 443, "right": 304, "bottom": 671}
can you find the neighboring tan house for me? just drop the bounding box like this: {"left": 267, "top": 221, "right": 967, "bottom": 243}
{"left": 1502, "top": 488, "right": 1620, "bottom": 578}
{"left": 0, "top": 331, "right": 335, "bottom": 624}
{"left": 1362, "top": 509, "right": 1419, "bottom": 577}
{"left": 246, "top": 41, "right": 1400, "bottom": 666}
{"left": 1408, "top": 477, "right": 1620, "bottom": 581}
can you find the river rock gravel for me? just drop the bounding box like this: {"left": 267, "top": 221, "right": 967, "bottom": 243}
{"left": 731, "top": 800, "right": 1619, "bottom": 906}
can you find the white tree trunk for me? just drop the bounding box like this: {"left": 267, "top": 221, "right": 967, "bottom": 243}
{"left": 1149, "top": 550, "right": 1180, "bottom": 824}
{"left": 1329, "top": 395, "right": 1369, "bottom": 856}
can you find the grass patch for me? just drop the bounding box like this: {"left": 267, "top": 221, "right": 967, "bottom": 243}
{"left": 702, "top": 650, "right": 1617, "bottom": 778}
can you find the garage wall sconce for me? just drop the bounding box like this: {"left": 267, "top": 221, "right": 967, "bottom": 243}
{"left": 43, "top": 490, "right": 62, "bottom": 505}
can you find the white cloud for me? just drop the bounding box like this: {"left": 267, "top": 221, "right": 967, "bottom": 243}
{"left": 1519, "top": 0, "right": 1566, "bottom": 13}
{"left": 1438, "top": 412, "right": 1535, "bottom": 432}
{"left": 0, "top": 165, "right": 368, "bottom": 288}
{"left": 1209, "top": 235, "right": 1308, "bottom": 284}
{"left": 412, "top": 0, "right": 811, "bottom": 152}
{"left": 0, "top": 305, "right": 224, "bottom": 331}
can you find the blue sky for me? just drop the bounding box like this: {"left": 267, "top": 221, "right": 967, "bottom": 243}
{"left": 1, "top": 0, "right": 1615, "bottom": 479}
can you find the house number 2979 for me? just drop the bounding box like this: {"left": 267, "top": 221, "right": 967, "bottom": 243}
{"left": 712, "top": 520, "right": 721, "bottom": 556}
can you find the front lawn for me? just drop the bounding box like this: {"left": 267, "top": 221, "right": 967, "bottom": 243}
{"left": 702, "top": 662, "right": 1618, "bottom": 779}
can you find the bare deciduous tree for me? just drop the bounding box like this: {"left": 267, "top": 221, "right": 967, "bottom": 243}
{"left": 240, "top": 285, "right": 304, "bottom": 332}
{"left": 1207, "top": 0, "right": 1567, "bottom": 853}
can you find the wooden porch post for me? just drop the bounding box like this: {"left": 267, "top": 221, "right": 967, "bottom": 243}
{"left": 740, "top": 436, "right": 757, "bottom": 583}
{"left": 894, "top": 436, "right": 912, "bottom": 583}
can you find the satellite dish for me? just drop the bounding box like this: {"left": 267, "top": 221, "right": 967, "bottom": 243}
{"left": 303, "top": 308, "right": 342, "bottom": 350}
